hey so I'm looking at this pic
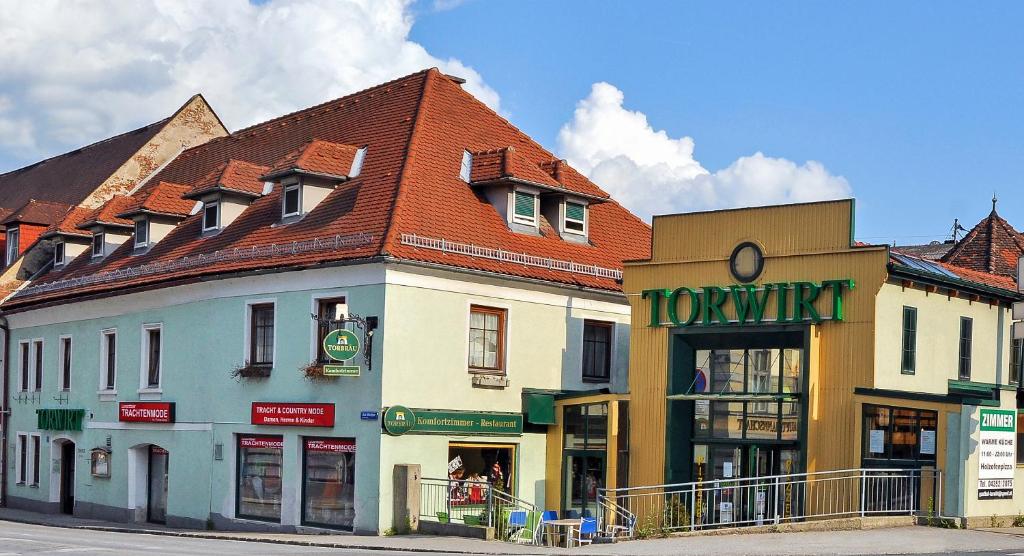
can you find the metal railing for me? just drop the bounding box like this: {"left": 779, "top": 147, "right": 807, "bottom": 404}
{"left": 400, "top": 233, "right": 623, "bottom": 280}
{"left": 419, "top": 478, "right": 539, "bottom": 544}
{"left": 598, "top": 468, "right": 942, "bottom": 536}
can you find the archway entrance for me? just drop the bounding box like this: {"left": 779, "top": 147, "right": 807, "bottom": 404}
{"left": 147, "top": 445, "right": 169, "bottom": 523}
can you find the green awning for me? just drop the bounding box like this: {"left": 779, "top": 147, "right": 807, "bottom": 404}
{"left": 523, "top": 393, "right": 556, "bottom": 425}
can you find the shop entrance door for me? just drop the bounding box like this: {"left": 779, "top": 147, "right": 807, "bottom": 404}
{"left": 698, "top": 444, "right": 801, "bottom": 526}
{"left": 59, "top": 442, "right": 75, "bottom": 515}
{"left": 147, "top": 446, "right": 169, "bottom": 524}
{"left": 563, "top": 451, "right": 604, "bottom": 518}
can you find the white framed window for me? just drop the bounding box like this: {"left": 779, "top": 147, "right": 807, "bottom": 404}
{"left": 59, "top": 335, "right": 72, "bottom": 391}
{"left": 99, "top": 328, "right": 117, "bottom": 393}
{"left": 564, "top": 201, "right": 587, "bottom": 235}
{"left": 32, "top": 339, "right": 42, "bottom": 392}
{"left": 91, "top": 231, "right": 105, "bottom": 258}
{"left": 202, "top": 200, "right": 220, "bottom": 231}
{"left": 282, "top": 182, "right": 301, "bottom": 218}
{"left": 140, "top": 323, "right": 162, "bottom": 391}
{"left": 134, "top": 218, "right": 149, "bottom": 248}
{"left": 459, "top": 150, "right": 473, "bottom": 182}
{"left": 18, "top": 340, "right": 29, "bottom": 392}
{"left": 512, "top": 190, "right": 537, "bottom": 226}
{"left": 5, "top": 226, "right": 19, "bottom": 266}
{"left": 30, "top": 433, "right": 41, "bottom": 486}
{"left": 15, "top": 433, "right": 27, "bottom": 485}
{"left": 54, "top": 239, "right": 66, "bottom": 266}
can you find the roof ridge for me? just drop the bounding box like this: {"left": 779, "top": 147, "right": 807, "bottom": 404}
{"left": 0, "top": 117, "right": 172, "bottom": 178}
{"left": 381, "top": 69, "right": 438, "bottom": 255}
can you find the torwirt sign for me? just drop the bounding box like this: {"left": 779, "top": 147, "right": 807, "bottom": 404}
{"left": 641, "top": 279, "right": 855, "bottom": 327}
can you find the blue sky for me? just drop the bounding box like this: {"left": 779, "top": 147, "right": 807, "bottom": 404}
{"left": 411, "top": 1, "right": 1023, "bottom": 244}
{"left": 2, "top": 1, "right": 1020, "bottom": 245}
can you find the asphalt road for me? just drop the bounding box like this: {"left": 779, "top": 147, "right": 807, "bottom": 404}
{"left": 0, "top": 520, "right": 467, "bottom": 556}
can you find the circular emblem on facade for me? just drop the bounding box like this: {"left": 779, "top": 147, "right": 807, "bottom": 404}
{"left": 383, "top": 405, "right": 416, "bottom": 436}
{"left": 322, "top": 329, "right": 361, "bottom": 362}
{"left": 729, "top": 241, "right": 764, "bottom": 283}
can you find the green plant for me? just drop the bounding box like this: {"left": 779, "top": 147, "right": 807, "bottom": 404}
{"left": 1013, "top": 513, "right": 1024, "bottom": 528}
{"left": 634, "top": 514, "right": 657, "bottom": 540}
{"left": 383, "top": 528, "right": 397, "bottom": 536}
{"left": 991, "top": 514, "right": 1000, "bottom": 528}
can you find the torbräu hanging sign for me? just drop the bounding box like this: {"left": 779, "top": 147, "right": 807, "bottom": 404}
{"left": 641, "top": 279, "right": 855, "bottom": 327}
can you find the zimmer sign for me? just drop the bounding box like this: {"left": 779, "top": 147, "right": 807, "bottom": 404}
{"left": 641, "top": 279, "right": 854, "bottom": 327}
{"left": 978, "top": 409, "right": 1016, "bottom": 500}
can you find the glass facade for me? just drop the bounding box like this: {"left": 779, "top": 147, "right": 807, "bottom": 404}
{"left": 302, "top": 438, "right": 356, "bottom": 529}
{"left": 861, "top": 404, "right": 937, "bottom": 466}
{"left": 237, "top": 436, "right": 283, "bottom": 521}
{"left": 562, "top": 403, "right": 608, "bottom": 517}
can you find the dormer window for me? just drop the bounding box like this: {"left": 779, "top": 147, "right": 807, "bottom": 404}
{"left": 202, "top": 200, "right": 220, "bottom": 232}
{"left": 512, "top": 190, "right": 537, "bottom": 226}
{"left": 53, "top": 240, "right": 65, "bottom": 266}
{"left": 134, "top": 218, "right": 149, "bottom": 249}
{"left": 564, "top": 202, "right": 586, "bottom": 235}
{"left": 282, "top": 182, "right": 301, "bottom": 218}
{"left": 459, "top": 150, "right": 473, "bottom": 182}
{"left": 5, "top": 226, "right": 19, "bottom": 266}
{"left": 91, "top": 232, "right": 105, "bottom": 258}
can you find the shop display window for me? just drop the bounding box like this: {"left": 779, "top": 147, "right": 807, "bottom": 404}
{"left": 861, "top": 404, "right": 937, "bottom": 465}
{"left": 448, "top": 443, "right": 516, "bottom": 501}
{"left": 90, "top": 448, "right": 110, "bottom": 478}
{"left": 302, "top": 438, "right": 355, "bottom": 529}
{"left": 237, "top": 436, "right": 283, "bottom": 521}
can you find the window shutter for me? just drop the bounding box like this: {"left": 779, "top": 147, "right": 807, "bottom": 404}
{"left": 566, "top": 202, "right": 585, "bottom": 222}
{"left": 514, "top": 191, "right": 535, "bottom": 219}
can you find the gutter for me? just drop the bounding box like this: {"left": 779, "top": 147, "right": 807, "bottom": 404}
{"left": 0, "top": 313, "right": 9, "bottom": 507}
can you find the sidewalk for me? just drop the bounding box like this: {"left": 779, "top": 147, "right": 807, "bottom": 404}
{"left": 3, "top": 506, "right": 1024, "bottom": 555}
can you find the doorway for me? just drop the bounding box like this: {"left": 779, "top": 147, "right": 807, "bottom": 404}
{"left": 563, "top": 451, "right": 604, "bottom": 518}
{"left": 694, "top": 444, "right": 800, "bottom": 525}
{"left": 147, "top": 446, "right": 169, "bottom": 523}
{"left": 59, "top": 441, "right": 75, "bottom": 515}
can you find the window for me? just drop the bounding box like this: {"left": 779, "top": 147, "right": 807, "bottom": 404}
{"left": 564, "top": 202, "right": 586, "bottom": 234}
{"left": 582, "top": 320, "right": 612, "bottom": 382}
{"left": 30, "top": 435, "right": 40, "bottom": 486}
{"left": 302, "top": 438, "right": 356, "bottom": 529}
{"left": 249, "top": 303, "right": 275, "bottom": 366}
{"left": 100, "top": 329, "right": 116, "bottom": 391}
{"left": 862, "top": 404, "right": 937, "bottom": 464}
{"left": 18, "top": 341, "right": 28, "bottom": 392}
{"left": 59, "top": 336, "right": 72, "bottom": 391}
{"left": 459, "top": 150, "right": 473, "bottom": 182}
{"left": 512, "top": 190, "right": 536, "bottom": 225}
{"left": 315, "top": 297, "right": 347, "bottom": 364}
{"left": 283, "top": 183, "right": 301, "bottom": 217}
{"left": 32, "top": 339, "right": 42, "bottom": 392}
{"left": 134, "top": 218, "right": 149, "bottom": 248}
{"left": 237, "top": 435, "right": 283, "bottom": 522}
{"left": 91, "top": 231, "right": 104, "bottom": 258}
{"left": 142, "top": 325, "right": 162, "bottom": 389}
{"left": 54, "top": 240, "right": 65, "bottom": 266}
{"left": 901, "top": 306, "right": 917, "bottom": 374}
{"left": 5, "top": 226, "right": 19, "bottom": 266}
{"left": 203, "top": 200, "right": 220, "bottom": 231}
{"left": 959, "top": 317, "right": 973, "bottom": 381}
{"left": 1011, "top": 339, "right": 1022, "bottom": 385}
{"left": 16, "top": 433, "right": 26, "bottom": 484}
{"left": 468, "top": 305, "right": 505, "bottom": 373}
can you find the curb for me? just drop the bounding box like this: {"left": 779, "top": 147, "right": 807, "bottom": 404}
{"left": 0, "top": 515, "right": 576, "bottom": 555}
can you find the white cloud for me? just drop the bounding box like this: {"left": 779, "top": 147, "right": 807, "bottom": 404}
{"left": 557, "top": 82, "right": 851, "bottom": 221}
{"left": 0, "top": 0, "right": 498, "bottom": 164}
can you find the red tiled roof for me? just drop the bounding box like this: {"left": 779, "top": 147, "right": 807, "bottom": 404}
{"left": 941, "top": 210, "right": 1024, "bottom": 278}
{"left": 184, "top": 160, "right": 269, "bottom": 199}
{"left": 118, "top": 181, "right": 195, "bottom": 218}
{"left": 0, "top": 199, "right": 74, "bottom": 226}
{"left": 262, "top": 139, "right": 361, "bottom": 181}
{"left": 940, "top": 261, "right": 1018, "bottom": 292}
{"left": 470, "top": 147, "right": 562, "bottom": 188}
{"left": 77, "top": 196, "right": 135, "bottom": 229}
{"left": 41, "top": 206, "right": 93, "bottom": 239}
{"left": 890, "top": 251, "right": 1019, "bottom": 295}
{"left": 4, "top": 69, "right": 651, "bottom": 310}
{"left": 0, "top": 118, "right": 169, "bottom": 210}
{"left": 538, "top": 160, "right": 609, "bottom": 199}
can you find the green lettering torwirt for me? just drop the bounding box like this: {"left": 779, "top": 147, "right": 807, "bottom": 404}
{"left": 36, "top": 408, "right": 85, "bottom": 431}
{"left": 641, "top": 279, "right": 854, "bottom": 327}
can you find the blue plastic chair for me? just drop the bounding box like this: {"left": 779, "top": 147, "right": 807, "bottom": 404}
{"left": 507, "top": 510, "right": 528, "bottom": 543}
{"left": 535, "top": 510, "right": 559, "bottom": 545}
{"left": 565, "top": 509, "right": 580, "bottom": 519}
{"left": 570, "top": 517, "right": 599, "bottom": 547}
{"left": 582, "top": 509, "right": 594, "bottom": 518}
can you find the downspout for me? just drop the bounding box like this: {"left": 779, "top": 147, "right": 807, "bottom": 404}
{"left": 0, "top": 313, "right": 9, "bottom": 507}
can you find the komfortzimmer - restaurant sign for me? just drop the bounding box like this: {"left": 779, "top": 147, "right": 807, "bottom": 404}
{"left": 641, "top": 279, "right": 855, "bottom": 327}
{"left": 383, "top": 406, "right": 523, "bottom": 436}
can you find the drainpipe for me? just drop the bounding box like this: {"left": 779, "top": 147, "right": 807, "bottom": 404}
{"left": 0, "top": 313, "right": 9, "bottom": 507}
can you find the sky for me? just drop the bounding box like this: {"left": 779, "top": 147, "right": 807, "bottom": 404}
{"left": 1, "top": 0, "right": 1021, "bottom": 245}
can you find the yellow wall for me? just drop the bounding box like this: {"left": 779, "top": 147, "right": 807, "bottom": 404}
{"left": 624, "top": 200, "right": 890, "bottom": 487}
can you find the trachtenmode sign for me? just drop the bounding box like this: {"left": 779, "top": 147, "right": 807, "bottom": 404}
{"left": 978, "top": 409, "right": 1016, "bottom": 500}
